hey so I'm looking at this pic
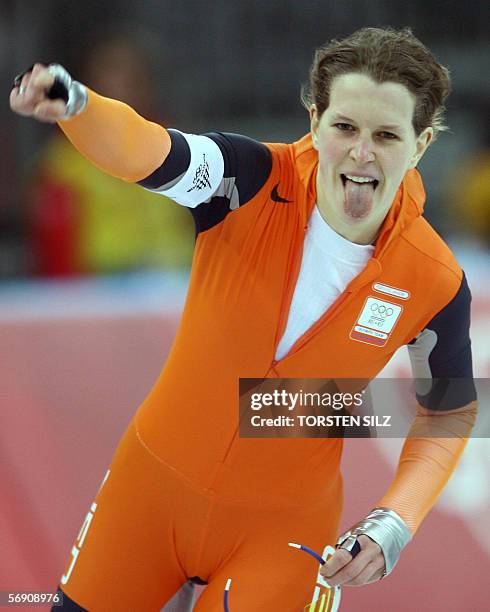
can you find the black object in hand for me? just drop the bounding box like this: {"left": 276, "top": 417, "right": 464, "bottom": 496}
{"left": 46, "top": 78, "right": 69, "bottom": 103}
{"left": 12, "top": 64, "right": 69, "bottom": 103}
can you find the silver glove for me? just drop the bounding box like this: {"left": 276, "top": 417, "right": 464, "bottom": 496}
{"left": 336, "top": 507, "right": 411, "bottom": 577}
{"left": 47, "top": 64, "right": 87, "bottom": 119}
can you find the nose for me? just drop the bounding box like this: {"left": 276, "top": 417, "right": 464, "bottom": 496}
{"left": 349, "top": 132, "right": 375, "bottom": 164}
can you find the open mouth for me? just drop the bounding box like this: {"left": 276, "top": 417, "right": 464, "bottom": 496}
{"left": 340, "top": 173, "right": 379, "bottom": 220}
{"left": 340, "top": 174, "right": 379, "bottom": 190}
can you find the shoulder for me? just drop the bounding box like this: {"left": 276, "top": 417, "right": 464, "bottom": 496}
{"left": 401, "top": 217, "right": 461, "bottom": 280}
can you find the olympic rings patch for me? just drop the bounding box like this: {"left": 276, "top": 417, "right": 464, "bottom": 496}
{"left": 370, "top": 302, "right": 394, "bottom": 317}
{"left": 350, "top": 296, "right": 403, "bottom": 347}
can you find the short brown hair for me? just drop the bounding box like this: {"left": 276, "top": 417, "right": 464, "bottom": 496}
{"left": 301, "top": 27, "right": 451, "bottom": 138}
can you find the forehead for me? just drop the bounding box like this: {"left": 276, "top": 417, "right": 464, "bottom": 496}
{"left": 326, "top": 72, "right": 416, "bottom": 128}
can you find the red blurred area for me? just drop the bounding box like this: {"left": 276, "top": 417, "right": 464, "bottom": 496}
{"left": 30, "top": 178, "right": 80, "bottom": 276}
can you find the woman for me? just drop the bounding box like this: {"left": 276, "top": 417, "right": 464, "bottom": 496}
{"left": 10, "top": 27, "right": 477, "bottom": 611}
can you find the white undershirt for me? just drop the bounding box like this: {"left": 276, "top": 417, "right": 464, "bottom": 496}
{"left": 275, "top": 205, "right": 374, "bottom": 360}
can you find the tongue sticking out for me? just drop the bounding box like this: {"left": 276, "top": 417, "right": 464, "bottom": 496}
{"left": 343, "top": 179, "right": 375, "bottom": 220}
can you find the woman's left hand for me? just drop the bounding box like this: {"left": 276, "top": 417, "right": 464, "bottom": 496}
{"left": 319, "top": 535, "right": 385, "bottom": 587}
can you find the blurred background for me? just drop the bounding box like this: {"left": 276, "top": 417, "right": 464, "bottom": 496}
{"left": 1, "top": 1, "right": 489, "bottom": 611}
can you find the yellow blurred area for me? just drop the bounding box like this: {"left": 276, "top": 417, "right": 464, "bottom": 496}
{"left": 451, "top": 152, "right": 490, "bottom": 245}
{"left": 31, "top": 135, "right": 195, "bottom": 275}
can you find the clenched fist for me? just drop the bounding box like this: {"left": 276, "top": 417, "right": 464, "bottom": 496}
{"left": 10, "top": 63, "right": 68, "bottom": 123}
{"left": 10, "top": 63, "right": 87, "bottom": 123}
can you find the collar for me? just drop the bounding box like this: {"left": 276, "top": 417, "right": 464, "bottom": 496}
{"left": 292, "top": 133, "right": 426, "bottom": 258}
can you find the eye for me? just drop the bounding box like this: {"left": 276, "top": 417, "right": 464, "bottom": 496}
{"left": 378, "top": 131, "right": 398, "bottom": 140}
{"left": 334, "top": 123, "right": 355, "bottom": 132}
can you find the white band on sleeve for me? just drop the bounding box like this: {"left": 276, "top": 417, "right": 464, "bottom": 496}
{"left": 150, "top": 131, "right": 225, "bottom": 208}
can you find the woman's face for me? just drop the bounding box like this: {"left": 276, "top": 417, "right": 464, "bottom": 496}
{"left": 310, "top": 72, "right": 432, "bottom": 243}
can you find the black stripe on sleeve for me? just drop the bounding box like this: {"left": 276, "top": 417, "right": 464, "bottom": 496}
{"left": 137, "top": 129, "right": 190, "bottom": 189}
{"left": 409, "top": 272, "right": 477, "bottom": 410}
{"left": 205, "top": 132, "right": 272, "bottom": 205}
{"left": 190, "top": 132, "right": 272, "bottom": 234}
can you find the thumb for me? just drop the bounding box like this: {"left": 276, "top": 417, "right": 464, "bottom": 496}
{"left": 320, "top": 547, "right": 353, "bottom": 578}
{"left": 33, "top": 99, "right": 68, "bottom": 123}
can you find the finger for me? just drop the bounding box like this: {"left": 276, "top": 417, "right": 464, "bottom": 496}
{"left": 9, "top": 89, "right": 20, "bottom": 113}
{"left": 22, "top": 63, "right": 47, "bottom": 100}
{"left": 342, "top": 558, "right": 385, "bottom": 587}
{"left": 33, "top": 99, "right": 67, "bottom": 123}
{"left": 322, "top": 534, "right": 372, "bottom": 577}
{"left": 321, "top": 549, "right": 374, "bottom": 586}
{"left": 20, "top": 71, "right": 32, "bottom": 89}
{"left": 19, "top": 63, "right": 41, "bottom": 95}
{"left": 24, "top": 65, "right": 53, "bottom": 108}
{"left": 321, "top": 547, "right": 354, "bottom": 577}
{"left": 30, "top": 69, "right": 55, "bottom": 95}
{"left": 13, "top": 71, "right": 32, "bottom": 98}
{"left": 342, "top": 554, "right": 385, "bottom": 586}
{"left": 30, "top": 62, "right": 47, "bottom": 79}
{"left": 10, "top": 77, "right": 34, "bottom": 115}
{"left": 20, "top": 72, "right": 38, "bottom": 108}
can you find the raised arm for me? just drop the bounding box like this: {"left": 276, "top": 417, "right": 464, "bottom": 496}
{"left": 10, "top": 63, "right": 273, "bottom": 218}
{"left": 10, "top": 63, "right": 170, "bottom": 182}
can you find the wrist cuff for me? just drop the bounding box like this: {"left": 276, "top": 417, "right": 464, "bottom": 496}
{"left": 47, "top": 64, "right": 87, "bottom": 119}
{"left": 337, "top": 507, "right": 411, "bottom": 577}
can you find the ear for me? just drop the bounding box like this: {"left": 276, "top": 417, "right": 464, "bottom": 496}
{"left": 409, "top": 127, "right": 433, "bottom": 169}
{"left": 310, "top": 104, "right": 319, "bottom": 150}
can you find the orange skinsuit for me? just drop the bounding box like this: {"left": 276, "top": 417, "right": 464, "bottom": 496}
{"left": 55, "top": 91, "right": 476, "bottom": 611}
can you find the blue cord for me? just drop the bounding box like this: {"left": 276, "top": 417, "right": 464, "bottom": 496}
{"left": 223, "top": 545, "right": 326, "bottom": 610}
{"left": 223, "top": 577, "right": 231, "bottom": 612}
{"left": 288, "top": 542, "right": 326, "bottom": 565}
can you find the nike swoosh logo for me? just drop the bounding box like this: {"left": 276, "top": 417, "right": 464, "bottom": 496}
{"left": 271, "top": 183, "right": 292, "bottom": 203}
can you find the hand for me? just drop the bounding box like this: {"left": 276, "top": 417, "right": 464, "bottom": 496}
{"left": 10, "top": 63, "right": 67, "bottom": 123}
{"left": 320, "top": 535, "right": 385, "bottom": 587}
